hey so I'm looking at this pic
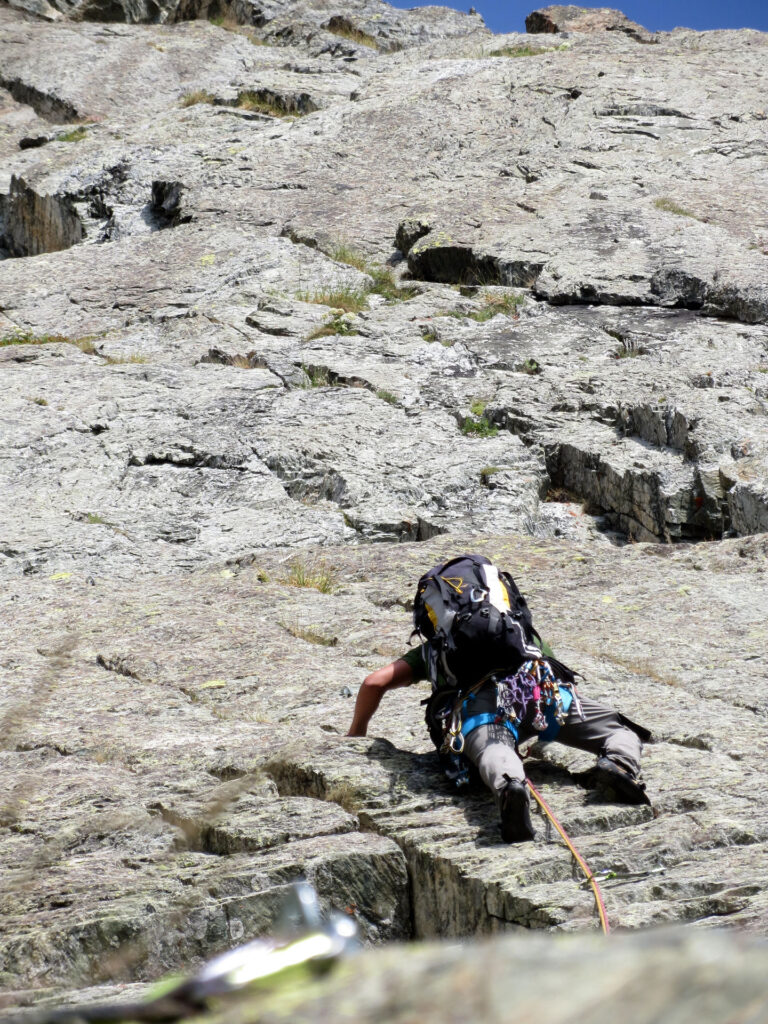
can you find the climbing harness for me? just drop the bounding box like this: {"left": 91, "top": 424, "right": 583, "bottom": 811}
{"left": 525, "top": 777, "right": 611, "bottom": 936}
{"left": 444, "top": 658, "right": 580, "bottom": 756}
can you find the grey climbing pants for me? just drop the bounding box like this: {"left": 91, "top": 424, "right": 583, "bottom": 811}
{"left": 461, "top": 695, "right": 644, "bottom": 809}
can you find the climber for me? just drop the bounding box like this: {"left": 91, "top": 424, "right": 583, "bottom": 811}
{"left": 346, "top": 554, "right": 650, "bottom": 843}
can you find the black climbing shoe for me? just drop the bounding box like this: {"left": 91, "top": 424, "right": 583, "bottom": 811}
{"left": 500, "top": 779, "right": 536, "bottom": 843}
{"left": 593, "top": 757, "right": 650, "bottom": 806}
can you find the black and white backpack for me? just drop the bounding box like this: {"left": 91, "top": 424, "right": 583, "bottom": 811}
{"left": 412, "top": 554, "right": 573, "bottom": 690}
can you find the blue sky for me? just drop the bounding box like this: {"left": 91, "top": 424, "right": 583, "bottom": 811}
{"left": 387, "top": 1, "right": 768, "bottom": 34}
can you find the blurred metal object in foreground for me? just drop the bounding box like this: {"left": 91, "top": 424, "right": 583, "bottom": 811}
{"left": 26, "top": 882, "right": 359, "bottom": 1024}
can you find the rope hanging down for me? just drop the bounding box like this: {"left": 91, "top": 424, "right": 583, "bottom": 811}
{"left": 525, "top": 778, "right": 611, "bottom": 936}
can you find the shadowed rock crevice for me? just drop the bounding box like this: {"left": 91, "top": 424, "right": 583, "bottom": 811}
{"left": 261, "top": 750, "right": 645, "bottom": 937}
{"left": 0, "top": 170, "right": 194, "bottom": 259}
{"left": 544, "top": 438, "right": 731, "bottom": 542}
{"left": 147, "top": 180, "right": 192, "bottom": 229}
{"left": 0, "top": 176, "right": 85, "bottom": 257}
{"left": 407, "top": 239, "right": 544, "bottom": 289}
{"left": 231, "top": 88, "right": 318, "bottom": 116}
{"left": 0, "top": 77, "right": 80, "bottom": 123}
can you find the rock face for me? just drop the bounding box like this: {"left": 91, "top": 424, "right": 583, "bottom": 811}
{"left": 525, "top": 5, "right": 655, "bottom": 42}
{"left": 1, "top": 1, "right": 768, "bottom": 1017}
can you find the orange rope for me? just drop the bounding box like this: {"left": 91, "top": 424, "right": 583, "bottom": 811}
{"left": 526, "top": 778, "right": 611, "bottom": 935}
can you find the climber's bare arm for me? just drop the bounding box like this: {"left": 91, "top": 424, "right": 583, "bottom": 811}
{"left": 346, "top": 659, "right": 415, "bottom": 737}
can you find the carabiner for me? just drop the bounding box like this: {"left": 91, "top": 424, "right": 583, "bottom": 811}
{"left": 449, "top": 729, "right": 465, "bottom": 754}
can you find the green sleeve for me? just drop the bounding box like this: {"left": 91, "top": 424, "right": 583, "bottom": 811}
{"left": 400, "top": 644, "right": 428, "bottom": 681}
{"left": 535, "top": 635, "right": 555, "bottom": 658}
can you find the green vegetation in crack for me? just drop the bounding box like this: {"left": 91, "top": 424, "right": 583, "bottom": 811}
{"left": 305, "top": 311, "right": 359, "bottom": 340}
{"left": 285, "top": 556, "right": 337, "bottom": 594}
{"left": 653, "top": 197, "right": 701, "bottom": 220}
{"left": 329, "top": 244, "right": 419, "bottom": 302}
{"left": 180, "top": 90, "right": 217, "bottom": 108}
{"left": 441, "top": 290, "right": 524, "bottom": 322}
{"left": 84, "top": 512, "right": 107, "bottom": 524}
{"left": 489, "top": 43, "right": 570, "bottom": 57}
{"left": 519, "top": 358, "right": 541, "bottom": 375}
{"left": 103, "top": 353, "right": 150, "bottom": 365}
{"left": 301, "top": 364, "right": 332, "bottom": 387}
{"left": 56, "top": 127, "right": 88, "bottom": 143}
{"left": 235, "top": 90, "right": 311, "bottom": 118}
{"left": 480, "top": 465, "right": 503, "bottom": 484}
{"left": 462, "top": 404, "right": 499, "bottom": 437}
{"left": 325, "top": 16, "right": 379, "bottom": 50}
{"left": 0, "top": 330, "right": 99, "bottom": 354}
{"left": 298, "top": 286, "right": 369, "bottom": 314}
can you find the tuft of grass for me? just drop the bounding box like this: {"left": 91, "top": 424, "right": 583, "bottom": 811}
{"left": 489, "top": 45, "right": 549, "bottom": 57}
{"left": 305, "top": 311, "right": 359, "bottom": 340}
{"left": 280, "top": 619, "right": 338, "bottom": 647}
{"left": 73, "top": 337, "right": 98, "bottom": 355}
{"left": 329, "top": 243, "right": 368, "bottom": 273}
{"left": 421, "top": 328, "right": 438, "bottom": 343}
{"left": 368, "top": 265, "right": 418, "bottom": 301}
{"left": 104, "top": 353, "right": 150, "bottom": 365}
{"left": 31, "top": 396, "right": 49, "bottom": 406}
{"left": 85, "top": 512, "right": 107, "bottom": 525}
{"left": 325, "top": 783, "right": 363, "bottom": 813}
{"left": 0, "top": 330, "right": 100, "bottom": 355}
{"left": 236, "top": 91, "right": 287, "bottom": 117}
{"left": 180, "top": 90, "right": 216, "bottom": 108}
{"left": 443, "top": 291, "right": 524, "bottom": 323}
{"left": 1, "top": 329, "right": 69, "bottom": 347}
{"left": 469, "top": 398, "right": 487, "bottom": 417}
{"left": 326, "top": 18, "right": 378, "bottom": 49}
{"left": 653, "top": 197, "right": 699, "bottom": 219}
{"left": 614, "top": 342, "right": 646, "bottom": 360}
{"left": 57, "top": 127, "right": 88, "bottom": 143}
{"left": 477, "top": 290, "right": 524, "bottom": 318}
{"left": 462, "top": 416, "right": 498, "bottom": 438}
{"left": 298, "top": 286, "right": 369, "bottom": 314}
{"left": 285, "top": 556, "right": 337, "bottom": 594}
{"left": 519, "top": 358, "right": 541, "bottom": 375}
{"left": 301, "top": 365, "right": 331, "bottom": 387}
{"left": 329, "top": 244, "right": 417, "bottom": 302}
{"left": 480, "top": 465, "right": 502, "bottom": 484}
{"left": 546, "top": 486, "right": 582, "bottom": 504}
{"left": 376, "top": 389, "right": 398, "bottom": 405}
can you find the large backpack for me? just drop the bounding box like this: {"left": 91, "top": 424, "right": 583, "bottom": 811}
{"left": 412, "top": 554, "right": 572, "bottom": 690}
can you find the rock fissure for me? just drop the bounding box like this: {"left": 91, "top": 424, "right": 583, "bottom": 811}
{"left": 0, "top": 76, "right": 81, "bottom": 123}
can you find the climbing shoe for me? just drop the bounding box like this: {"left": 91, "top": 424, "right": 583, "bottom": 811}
{"left": 593, "top": 757, "right": 650, "bottom": 806}
{"left": 500, "top": 778, "right": 536, "bottom": 843}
